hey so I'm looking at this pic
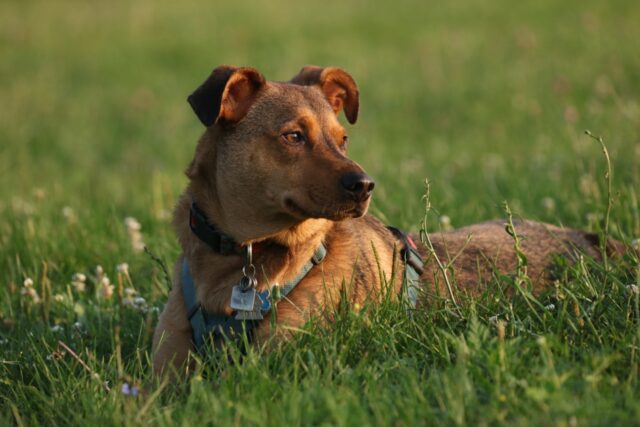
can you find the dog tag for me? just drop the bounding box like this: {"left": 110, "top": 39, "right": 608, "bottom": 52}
{"left": 235, "top": 307, "right": 264, "bottom": 320}
{"left": 230, "top": 285, "right": 256, "bottom": 311}
{"left": 235, "top": 294, "right": 264, "bottom": 320}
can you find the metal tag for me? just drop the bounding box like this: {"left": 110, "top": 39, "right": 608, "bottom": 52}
{"left": 230, "top": 285, "right": 256, "bottom": 311}
{"left": 235, "top": 306, "right": 264, "bottom": 320}
{"left": 235, "top": 293, "right": 264, "bottom": 320}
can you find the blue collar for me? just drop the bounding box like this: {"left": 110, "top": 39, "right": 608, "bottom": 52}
{"left": 181, "top": 243, "right": 327, "bottom": 351}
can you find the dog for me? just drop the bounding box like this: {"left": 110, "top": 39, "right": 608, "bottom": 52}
{"left": 152, "top": 65, "right": 624, "bottom": 374}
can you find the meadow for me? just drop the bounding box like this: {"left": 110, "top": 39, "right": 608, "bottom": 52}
{"left": 1, "top": 0, "right": 640, "bottom": 425}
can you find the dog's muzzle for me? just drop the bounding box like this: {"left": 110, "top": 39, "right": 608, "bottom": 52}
{"left": 340, "top": 171, "right": 375, "bottom": 202}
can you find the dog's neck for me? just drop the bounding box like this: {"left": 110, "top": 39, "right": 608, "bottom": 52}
{"left": 173, "top": 183, "right": 334, "bottom": 312}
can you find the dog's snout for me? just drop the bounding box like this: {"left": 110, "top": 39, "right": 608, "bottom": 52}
{"left": 340, "top": 172, "right": 375, "bottom": 201}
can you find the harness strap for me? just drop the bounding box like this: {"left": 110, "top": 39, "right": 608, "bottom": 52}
{"left": 181, "top": 243, "right": 327, "bottom": 352}
{"left": 387, "top": 226, "right": 425, "bottom": 309}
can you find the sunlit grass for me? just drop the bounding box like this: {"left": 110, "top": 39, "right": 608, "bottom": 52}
{"left": 1, "top": 0, "right": 640, "bottom": 425}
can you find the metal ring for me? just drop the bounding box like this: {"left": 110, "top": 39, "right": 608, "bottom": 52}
{"left": 242, "top": 264, "right": 256, "bottom": 278}
{"left": 244, "top": 243, "right": 253, "bottom": 266}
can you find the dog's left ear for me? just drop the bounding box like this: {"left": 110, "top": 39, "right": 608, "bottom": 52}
{"left": 188, "top": 65, "right": 266, "bottom": 127}
{"left": 290, "top": 66, "right": 359, "bottom": 124}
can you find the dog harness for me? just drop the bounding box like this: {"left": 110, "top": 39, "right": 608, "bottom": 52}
{"left": 182, "top": 202, "right": 424, "bottom": 352}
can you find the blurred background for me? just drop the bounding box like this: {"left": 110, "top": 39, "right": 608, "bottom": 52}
{"left": 1, "top": 0, "right": 639, "bottom": 278}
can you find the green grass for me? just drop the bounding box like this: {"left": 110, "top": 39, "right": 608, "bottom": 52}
{"left": 1, "top": 0, "right": 640, "bottom": 425}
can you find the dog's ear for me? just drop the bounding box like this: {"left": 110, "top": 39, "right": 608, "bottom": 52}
{"left": 290, "top": 66, "right": 359, "bottom": 124}
{"left": 188, "top": 65, "right": 266, "bottom": 126}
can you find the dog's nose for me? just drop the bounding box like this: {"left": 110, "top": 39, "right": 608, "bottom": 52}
{"left": 340, "top": 172, "right": 375, "bottom": 201}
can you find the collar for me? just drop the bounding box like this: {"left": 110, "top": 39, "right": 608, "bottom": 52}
{"left": 181, "top": 242, "right": 327, "bottom": 351}
{"left": 189, "top": 202, "right": 240, "bottom": 255}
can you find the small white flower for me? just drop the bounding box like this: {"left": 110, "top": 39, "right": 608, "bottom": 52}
{"left": 72, "top": 281, "right": 86, "bottom": 292}
{"left": 544, "top": 303, "right": 556, "bottom": 311}
{"left": 72, "top": 272, "right": 87, "bottom": 292}
{"left": 488, "top": 315, "right": 499, "bottom": 323}
{"left": 124, "top": 287, "right": 136, "bottom": 298}
{"left": 21, "top": 280, "right": 41, "bottom": 304}
{"left": 542, "top": 197, "right": 556, "bottom": 212}
{"left": 117, "top": 263, "right": 129, "bottom": 275}
{"left": 62, "top": 206, "right": 77, "bottom": 223}
{"left": 439, "top": 215, "right": 452, "bottom": 231}
{"left": 53, "top": 294, "right": 65, "bottom": 303}
{"left": 95, "top": 265, "right": 104, "bottom": 276}
{"left": 124, "top": 217, "right": 142, "bottom": 232}
{"left": 132, "top": 296, "right": 148, "bottom": 313}
{"left": 125, "top": 217, "right": 145, "bottom": 252}
{"left": 73, "top": 321, "right": 83, "bottom": 329}
{"left": 100, "top": 276, "right": 114, "bottom": 299}
{"left": 50, "top": 325, "right": 64, "bottom": 333}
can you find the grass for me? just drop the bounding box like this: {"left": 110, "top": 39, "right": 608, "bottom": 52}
{"left": 1, "top": 0, "right": 640, "bottom": 425}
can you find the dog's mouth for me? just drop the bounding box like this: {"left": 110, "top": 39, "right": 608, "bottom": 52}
{"left": 283, "top": 196, "right": 369, "bottom": 221}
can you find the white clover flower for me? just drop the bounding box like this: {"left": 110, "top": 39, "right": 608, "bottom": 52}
{"left": 544, "top": 303, "right": 556, "bottom": 311}
{"left": 100, "top": 276, "right": 114, "bottom": 299}
{"left": 21, "top": 278, "right": 41, "bottom": 303}
{"left": 124, "top": 217, "right": 142, "bottom": 232}
{"left": 439, "top": 215, "right": 452, "bottom": 231}
{"left": 72, "top": 281, "right": 86, "bottom": 293}
{"left": 132, "top": 296, "right": 148, "bottom": 313}
{"left": 62, "top": 206, "right": 77, "bottom": 223}
{"left": 125, "top": 217, "right": 145, "bottom": 252}
{"left": 542, "top": 197, "right": 556, "bottom": 212}
{"left": 117, "top": 263, "right": 129, "bottom": 275}
{"left": 72, "top": 272, "right": 87, "bottom": 292}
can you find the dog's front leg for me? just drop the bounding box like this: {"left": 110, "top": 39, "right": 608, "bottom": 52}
{"left": 152, "top": 276, "right": 194, "bottom": 375}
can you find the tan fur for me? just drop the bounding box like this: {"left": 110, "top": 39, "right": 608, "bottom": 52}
{"left": 152, "top": 65, "right": 623, "bottom": 374}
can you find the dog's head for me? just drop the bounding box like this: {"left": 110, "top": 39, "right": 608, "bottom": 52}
{"left": 185, "top": 65, "right": 374, "bottom": 242}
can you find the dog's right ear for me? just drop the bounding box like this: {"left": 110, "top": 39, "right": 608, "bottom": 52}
{"left": 187, "top": 66, "right": 266, "bottom": 126}
{"left": 290, "top": 66, "right": 359, "bottom": 124}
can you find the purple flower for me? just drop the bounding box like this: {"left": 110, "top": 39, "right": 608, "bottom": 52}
{"left": 121, "top": 383, "right": 131, "bottom": 395}
{"left": 121, "top": 382, "right": 140, "bottom": 397}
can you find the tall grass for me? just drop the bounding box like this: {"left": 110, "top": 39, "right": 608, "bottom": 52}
{"left": 1, "top": 0, "right": 640, "bottom": 425}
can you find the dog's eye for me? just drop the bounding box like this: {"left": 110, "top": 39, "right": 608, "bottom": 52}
{"left": 282, "top": 131, "right": 305, "bottom": 145}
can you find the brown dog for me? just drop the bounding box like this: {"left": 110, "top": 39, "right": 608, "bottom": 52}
{"left": 152, "top": 65, "right": 621, "bottom": 374}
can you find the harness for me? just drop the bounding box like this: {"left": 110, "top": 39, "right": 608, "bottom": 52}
{"left": 182, "top": 202, "right": 424, "bottom": 352}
